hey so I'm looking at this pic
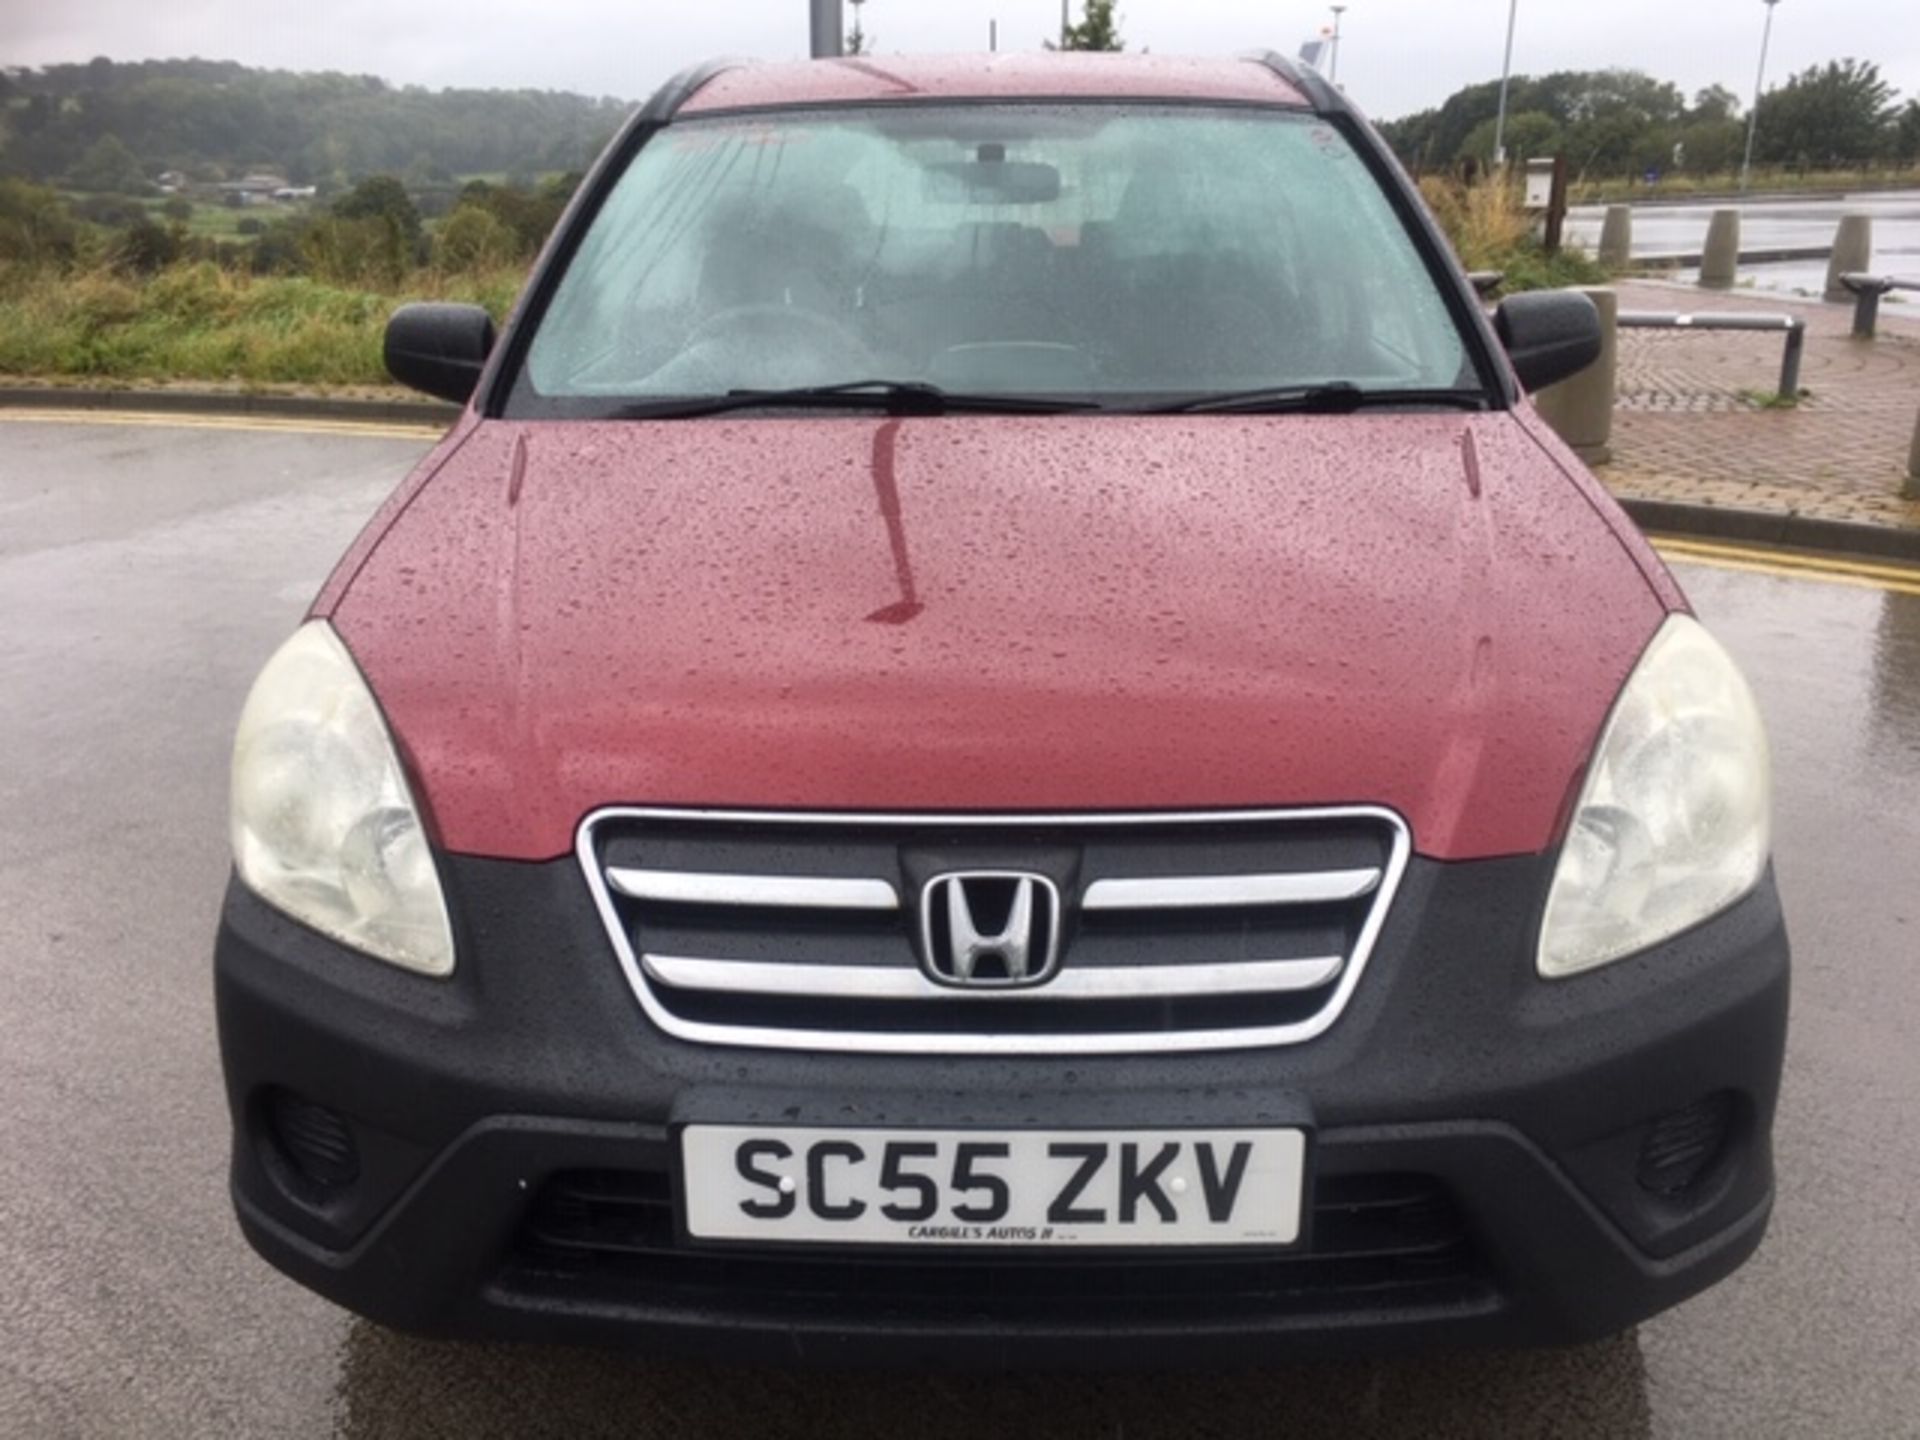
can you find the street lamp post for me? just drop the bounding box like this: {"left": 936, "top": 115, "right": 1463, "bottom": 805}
{"left": 1328, "top": 6, "right": 1348, "bottom": 86}
{"left": 1492, "top": 0, "right": 1519, "bottom": 168}
{"left": 808, "top": 0, "right": 843, "bottom": 58}
{"left": 1740, "top": 0, "right": 1782, "bottom": 194}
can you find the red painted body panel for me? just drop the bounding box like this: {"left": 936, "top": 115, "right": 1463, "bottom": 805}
{"left": 324, "top": 414, "right": 1668, "bottom": 863}
{"left": 311, "top": 411, "right": 481, "bottom": 618}
{"left": 681, "top": 55, "right": 1309, "bottom": 113}
{"left": 1510, "top": 403, "right": 1690, "bottom": 613}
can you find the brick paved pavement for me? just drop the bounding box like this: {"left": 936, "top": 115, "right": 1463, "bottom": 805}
{"left": 1600, "top": 280, "right": 1920, "bottom": 532}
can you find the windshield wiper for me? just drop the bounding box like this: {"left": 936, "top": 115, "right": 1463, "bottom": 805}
{"left": 1146, "top": 383, "right": 1491, "bottom": 415}
{"left": 612, "top": 380, "right": 1102, "bottom": 420}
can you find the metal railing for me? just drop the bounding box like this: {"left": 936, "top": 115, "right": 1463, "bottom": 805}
{"left": 1839, "top": 274, "right": 1920, "bottom": 340}
{"left": 1617, "top": 310, "right": 1806, "bottom": 400}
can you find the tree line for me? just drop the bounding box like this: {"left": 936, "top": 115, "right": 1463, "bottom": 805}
{"left": 0, "top": 56, "right": 629, "bottom": 192}
{"left": 0, "top": 168, "right": 577, "bottom": 285}
{"left": 1381, "top": 60, "right": 1920, "bottom": 181}
{"left": 8, "top": 46, "right": 1914, "bottom": 199}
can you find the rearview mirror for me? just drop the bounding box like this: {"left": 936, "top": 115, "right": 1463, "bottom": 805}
{"left": 924, "top": 157, "right": 1063, "bottom": 206}
{"left": 384, "top": 303, "right": 496, "bottom": 405}
{"left": 1493, "top": 291, "right": 1602, "bottom": 393}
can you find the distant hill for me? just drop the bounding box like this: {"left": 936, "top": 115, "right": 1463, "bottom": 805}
{"left": 0, "top": 57, "right": 634, "bottom": 191}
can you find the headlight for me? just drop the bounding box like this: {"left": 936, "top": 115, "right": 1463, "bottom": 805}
{"left": 1537, "top": 614, "right": 1770, "bottom": 978}
{"left": 230, "top": 621, "right": 455, "bottom": 976}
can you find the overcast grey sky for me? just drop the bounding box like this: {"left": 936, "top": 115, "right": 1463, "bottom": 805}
{"left": 2, "top": 0, "right": 1915, "bottom": 121}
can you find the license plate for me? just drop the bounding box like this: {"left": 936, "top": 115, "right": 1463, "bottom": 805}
{"left": 680, "top": 1126, "right": 1306, "bottom": 1248}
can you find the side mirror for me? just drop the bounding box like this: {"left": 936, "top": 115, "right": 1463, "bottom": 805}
{"left": 384, "top": 303, "right": 496, "bottom": 405}
{"left": 1493, "top": 290, "right": 1602, "bottom": 392}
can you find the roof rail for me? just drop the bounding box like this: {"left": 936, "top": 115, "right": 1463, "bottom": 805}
{"left": 638, "top": 56, "right": 752, "bottom": 123}
{"left": 1239, "top": 49, "right": 1343, "bottom": 116}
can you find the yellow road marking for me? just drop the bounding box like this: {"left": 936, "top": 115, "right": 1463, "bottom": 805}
{"left": 1662, "top": 553, "right": 1920, "bottom": 597}
{"left": 1653, "top": 539, "right": 1920, "bottom": 597}
{"left": 0, "top": 406, "right": 445, "bottom": 441}
{"left": 1652, "top": 535, "right": 1920, "bottom": 585}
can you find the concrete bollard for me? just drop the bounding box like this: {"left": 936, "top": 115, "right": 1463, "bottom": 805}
{"left": 1598, "top": 205, "right": 1633, "bottom": 269}
{"left": 1699, "top": 209, "right": 1740, "bottom": 289}
{"left": 1907, "top": 404, "right": 1920, "bottom": 501}
{"left": 1532, "top": 286, "right": 1618, "bottom": 467}
{"left": 1824, "top": 213, "right": 1873, "bottom": 303}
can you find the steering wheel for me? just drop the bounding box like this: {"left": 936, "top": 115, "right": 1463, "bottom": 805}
{"left": 686, "top": 303, "right": 872, "bottom": 359}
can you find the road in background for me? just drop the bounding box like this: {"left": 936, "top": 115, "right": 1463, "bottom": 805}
{"left": 2, "top": 417, "right": 1917, "bottom": 1439}
{"left": 1566, "top": 188, "right": 1920, "bottom": 296}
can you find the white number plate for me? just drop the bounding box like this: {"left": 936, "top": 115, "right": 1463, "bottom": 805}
{"left": 680, "top": 1126, "right": 1306, "bottom": 1248}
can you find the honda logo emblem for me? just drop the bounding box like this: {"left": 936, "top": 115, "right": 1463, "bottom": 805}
{"left": 919, "top": 872, "right": 1062, "bottom": 989}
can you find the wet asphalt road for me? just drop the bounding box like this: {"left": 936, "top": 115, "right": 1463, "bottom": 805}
{"left": 1565, "top": 189, "right": 1920, "bottom": 263}
{"left": 2, "top": 417, "right": 1917, "bottom": 1439}
{"left": 1564, "top": 189, "right": 1920, "bottom": 296}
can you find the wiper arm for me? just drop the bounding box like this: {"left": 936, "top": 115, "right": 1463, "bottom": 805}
{"left": 1146, "top": 383, "right": 1491, "bottom": 415}
{"left": 613, "top": 380, "right": 1102, "bottom": 420}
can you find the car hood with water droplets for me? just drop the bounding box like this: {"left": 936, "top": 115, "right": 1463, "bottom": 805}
{"left": 324, "top": 413, "right": 1671, "bottom": 861}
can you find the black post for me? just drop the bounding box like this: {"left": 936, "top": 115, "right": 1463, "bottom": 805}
{"left": 1851, "top": 286, "right": 1882, "bottom": 340}
{"left": 1778, "top": 319, "right": 1805, "bottom": 398}
{"left": 1544, "top": 155, "right": 1569, "bottom": 256}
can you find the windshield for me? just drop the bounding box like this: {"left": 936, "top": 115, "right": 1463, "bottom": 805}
{"left": 512, "top": 104, "right": 1477, "bottom": 414}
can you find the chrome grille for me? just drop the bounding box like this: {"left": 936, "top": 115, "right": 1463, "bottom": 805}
{"left": 577, "top": 807, "right": 1410, "bottom": 1055}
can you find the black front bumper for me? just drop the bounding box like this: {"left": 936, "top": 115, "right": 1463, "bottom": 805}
{"left": 214, "top": 850, "right": 1789, "bottom": 1368}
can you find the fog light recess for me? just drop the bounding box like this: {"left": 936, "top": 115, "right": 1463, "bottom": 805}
{"left": 1636, "top": 1092, "right": 1736, "bottom": 1197}
{"left": 266, "top": 1088, "right": 361, "bottom": 1191}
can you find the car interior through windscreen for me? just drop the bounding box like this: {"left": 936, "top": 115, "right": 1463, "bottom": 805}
{"left": 517, "top": 105, "right": 1473, "bottom": 410}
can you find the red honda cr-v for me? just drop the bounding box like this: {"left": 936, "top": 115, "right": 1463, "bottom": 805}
{"left": 216, "top": 51, "right": 1787, "bottom": 1367}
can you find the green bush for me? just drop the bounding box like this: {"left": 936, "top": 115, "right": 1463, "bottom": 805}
{"left": 248, "top": 220, "right": 308, "bottom": 275}
{"left": 434, "top": 205, "right": 519, "bottom": 272}
{"left": 454, "top": 176, "right": 573, "bottom": 257}
{"left": 71, "top": 195, "right": 147, "bottom": 227}
{"left": 1493, "top": 245, "right": 1609, "bottom": 292}
{"left": 330, "top": 175, "right": 422, "bottom": 246}
{"left": 0, "top": 179, "right": 85, "bottom": 267}
{"left": 301, "top": 215, "right": 410, "bottom": 287}
{"left": 112, "top": 219, "right": 182, "bottom": 275}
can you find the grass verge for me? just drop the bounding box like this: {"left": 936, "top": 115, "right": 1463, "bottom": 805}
{"left": 0, "top": 261, "right": 523, "bottom": 387}
{"left": 1417, "top": 175, "right": 1612, "bottom": 290}
{"left": 1570, "top": 166, "right": 1919, "bottom": 205}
